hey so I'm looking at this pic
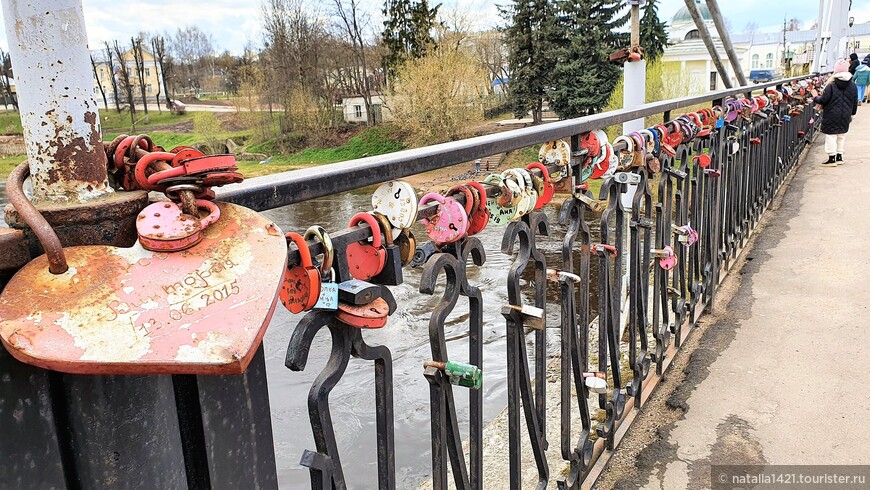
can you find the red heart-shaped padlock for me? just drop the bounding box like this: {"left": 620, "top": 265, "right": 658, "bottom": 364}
{"left": 345, "top": 212, "right": 387, "bottom": 281}
{"left": 0, "top": 203, "right": 286, "bottom": 375}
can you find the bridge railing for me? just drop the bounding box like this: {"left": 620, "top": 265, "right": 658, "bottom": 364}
{"left": 213, "top": 74, "right": 821, "bottom": 489}
{"left": 0, "top": 72, "right": 821, "bottom": 490}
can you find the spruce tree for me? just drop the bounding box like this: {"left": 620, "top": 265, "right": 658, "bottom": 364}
{"left": 549, "top": 0, "right": 629, "bottom": 118}
{"left": 383, "top": 0, "right": 439, "bottom": 82}
{"left": 501, "top": 0, "right": 563, "bottom": 123}
{"left": 639, "top": 0, "right": 669, "bottom": 62}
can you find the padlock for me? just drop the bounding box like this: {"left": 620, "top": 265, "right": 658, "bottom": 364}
{"left": 419, "top": 192, "right": 468, "bottom": 244}
{"left": 673, "top": 224, "right": 699, "bottom": 247}
{"left": 423, "top": 360, "right": 482, "bottom": 390}
{"left": 337, "top": 279, "right": 383, "bottom": 305}
{"left": 653, "top": 246, "right": 677, "bottom": 270}
{"left": 693, "top": 153, "right": 712, "bottom": 168}
{"left": 502, "top": 168, "right": 537, "bottom": 217}
{"left": 538, "top": 139, "right": 571, "bottom": 168}
{"left": 304, "top": 226, "right": 339, "bottom": 311}
{"left": 146, "top": 154, "right": 239, "bottom": 186}
{"left": 345, "top": 212, "right": 387, "bottom": 281}
{"left": 583, "top": 372, "right": 608, "bottom": 394}
{"left": 370, "top": 213, "right": 404, "bottom": 286}
{"left": 371, "top": 180, "right": 418, "bottom": 229}
{"left": 703, "top": 168, "right": 722, "bottom": 178}
{"left": 465, "top": 181, "right": 490, "bottom": 235}
{"left": 280, "top": 232, "right": 322, "bottom": 314}
{"left": 525, "top": 162, "right": 555, "bottom": 209}
{"left": 445, "top": 184, "right": 475, "bottom": 216}
{"left": 482, "top": 174, "right": 518, "bottom": 225}
{"left": 335, "top": 297, "right": 390, "bottom": 329}
{"left": 502, "top": 303, "right": 545, "bottom": 330}
{"left": 589, "top": 144, "right": 612, "bottom": 179}
{"left": 0, "top": 200, "right": 287, "bottom": 375}
{"left": 136, "top": 199, "right": 221, "bottom": 252}
{"left": 392, "top": 228, "right": 417, "bottom": 266}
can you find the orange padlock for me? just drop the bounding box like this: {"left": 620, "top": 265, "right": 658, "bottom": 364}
{"left": 346, "top": 212, "right": 387, "bottom": 281}
{"left": 335, "top": 298, "right": 390, "bottom": 329}
{"left": 280, "top": 232, "right": 322, "bottom": 314}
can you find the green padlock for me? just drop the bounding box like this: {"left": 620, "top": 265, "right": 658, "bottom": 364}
{"left": 424, "top": 360, "right": 482, "bottom": 390}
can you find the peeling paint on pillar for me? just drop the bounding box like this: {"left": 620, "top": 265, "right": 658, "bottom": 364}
{"left": 1, "top": 0, "right": 111, "bottom": 204}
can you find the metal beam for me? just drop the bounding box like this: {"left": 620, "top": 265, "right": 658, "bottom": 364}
{"left": 0, "top": 0, "right": 110, "bottom": 204}
{"left": 705, "top": 0, "right": 748, "bottom": 85}
{"left": 682, "top": 0, "right": 733, "bottom": 88}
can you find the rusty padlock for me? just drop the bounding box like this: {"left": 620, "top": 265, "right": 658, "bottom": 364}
{"left": 280, "top": 232, "right": 321, "bottom": 314}
{"left": 370, "top": 213, "right": 404, "bottom": 286}
{"left": 419, "top": 192, "right": 468, "bottom": 244}
{"left": 335, "top": 298, "right": 390, "bottom": 329}
{"left": 136, "top": 200, "right": 221, "bottom": 252}
{"left": 392, "top": 228, "right": 417, "bottom": 267}
{"left": 673, "top": 224, "right": 699, "bottom": 247}
{"left": 445, "top": 184, "right": 475, "bottom": 217}
{"left": 465, "top": 181, "right": 490, "bottom": 236}
{"left": 345, "top": 212, "right": 387, "bottom": 281}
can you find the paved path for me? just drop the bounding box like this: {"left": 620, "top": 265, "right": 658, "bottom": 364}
{"left": 603, "top": 109, "right": 870, "bottom": 489}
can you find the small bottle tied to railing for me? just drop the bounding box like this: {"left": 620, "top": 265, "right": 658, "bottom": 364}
{"left": 424, "top": 360, "right": 482, "bottom": 390}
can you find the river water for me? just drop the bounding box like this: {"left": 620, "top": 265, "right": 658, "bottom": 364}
{"left": 0, "top": 186, "right": 602, "bottom": 489}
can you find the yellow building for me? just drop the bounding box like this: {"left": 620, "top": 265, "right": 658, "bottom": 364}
{"left": 90, "top": 47, "right": 164, "bottom": 108}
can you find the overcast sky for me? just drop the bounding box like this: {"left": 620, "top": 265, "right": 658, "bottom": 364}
{"left": 0, "top": 0, "right": 868, "bottom": 55}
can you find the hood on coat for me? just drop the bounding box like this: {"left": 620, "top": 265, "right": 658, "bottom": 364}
{"left": 833, "top": 72, "right": 853, "bottom": 82}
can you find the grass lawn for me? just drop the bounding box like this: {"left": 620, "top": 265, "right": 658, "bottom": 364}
{"left": 0, "top": 154, "right": 24, "bottom": 177}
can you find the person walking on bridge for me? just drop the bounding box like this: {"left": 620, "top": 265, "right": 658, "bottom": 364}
{"left": 813, "top": 59, "right": 858, "bottom": 167}
{"left": 855, "top": 61, "right": 870, "bottom": 104}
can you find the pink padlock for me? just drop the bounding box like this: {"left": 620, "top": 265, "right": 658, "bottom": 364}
{"left": 659, "top": 246, "right": 677, "bottom": 271}
{"left": 419, "top": 192, "right": 468, "bottom": 244}
{"left": 676, "top": 224, "right": 699, "bottom": 247}
{"left": 136, "top": 199, "right": 221, "bottom": 252}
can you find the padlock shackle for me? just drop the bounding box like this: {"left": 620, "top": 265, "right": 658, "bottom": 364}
{"left": 285, "top": 232, "right": 315, "bottom": 268}
{"left": 134, "top": 151, "right": 178, "bottom": 191}
{"left": 371, "top": 212, "right": 395, "bottom": 245}
{"left": 303, "top": 225, "right": 334, "bottom": 278}
{"left": 348, "top": 212, "right": 382, "bottom": 248}
{"left": 445, "top": 184, "right": 474, "bottom": 215}
{"left": 195, "top": 199, "right": 221, "bottom": 229}
{"left": 525, "top": 162, "right": 551, "bottom": 186}
{"left": 465, "top": 180, "right": 488, "bottom": 204}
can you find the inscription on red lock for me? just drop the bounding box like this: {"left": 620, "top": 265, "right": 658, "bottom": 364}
{"left": 280, "top": 232, "right": 322, "bottom": 314}
{"left": 0, "top": 203, "right": 287, "bottom": 375}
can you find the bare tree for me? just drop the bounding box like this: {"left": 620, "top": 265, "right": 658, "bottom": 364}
{"left": 104, "top": 41, "right": 121, "bottom": 112}
{"left": 472, "top": 30, "right": 510, "bottom": 95}
{"left": 171, "top": 26, "right": 215, "bottom": 95}
{"left": 132, "top": 37, "right": 149, "bottom": 115}
{"left": 90, "top": 55, "right": 109, "bottom": 111}
{"left": 0, "top": 49, "right": 17, "bottom": 111}
{"left": 113, "top": 40, "right": 137, "bottom": 128}
{"left": 786, "top": 17, "right": 801, "bottom": 31}
{"left": 151, "top": 36, "right": 172, "bottom": 109}
{"left": 332, "top": 0, "right": 376, "bottom": 125}
{"left": 744, "top": 21, "right": 759, "bottom": 43}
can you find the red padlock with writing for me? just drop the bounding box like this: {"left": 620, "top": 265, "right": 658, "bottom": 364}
{"left": 280, "top": 232, "right": 321, "bottom": 314}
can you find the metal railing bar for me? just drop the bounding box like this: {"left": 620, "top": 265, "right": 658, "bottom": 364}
{"left": 216, "top": 75, "right": 816, "bottom": 212}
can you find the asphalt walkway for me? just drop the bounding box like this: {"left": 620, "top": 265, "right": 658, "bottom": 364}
{"left": 602, "top": 108, "right": 870, "bottom": 489}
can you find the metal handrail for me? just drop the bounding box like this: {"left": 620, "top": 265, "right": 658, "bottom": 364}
{"left": 216, "top": 74, "right": 818, "bottom": 211}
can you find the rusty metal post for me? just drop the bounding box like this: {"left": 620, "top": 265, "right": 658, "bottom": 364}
{"left": 1, "top": 0, "right": 110, "bottom": 204}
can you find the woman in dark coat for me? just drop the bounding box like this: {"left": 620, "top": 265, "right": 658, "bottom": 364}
{"left": 849, "top": 53, "right": 860, "bottom": 75}
{"left": 813, "top": 59, "right": 858, "bottom": 167}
